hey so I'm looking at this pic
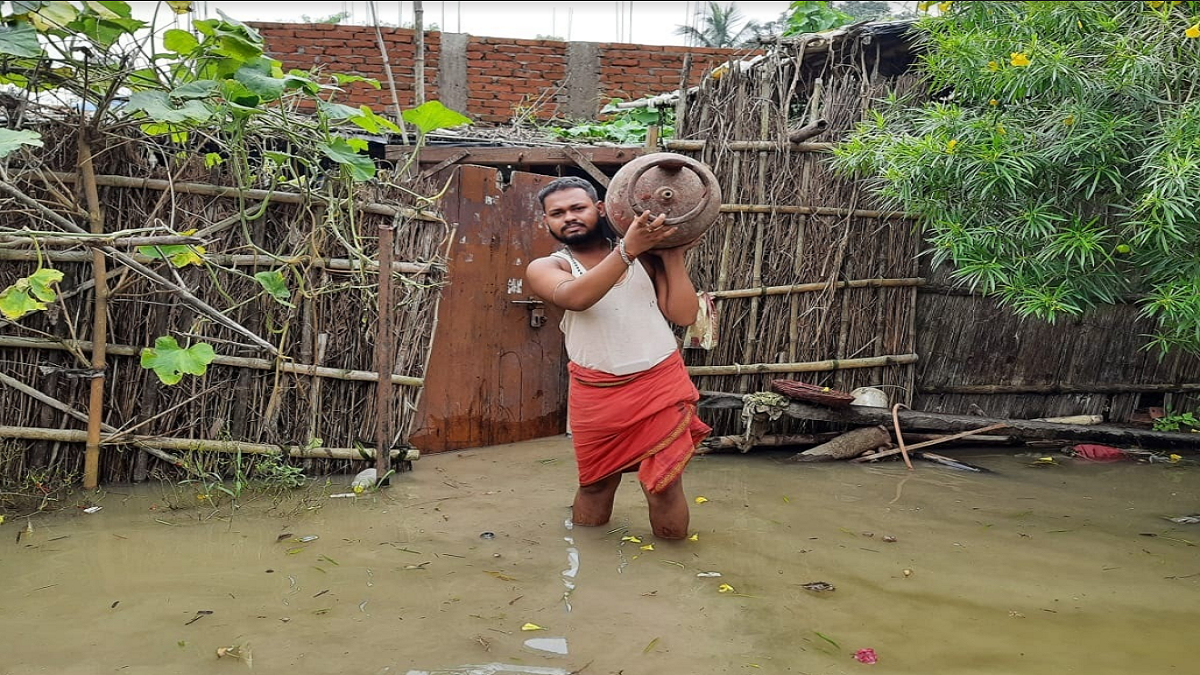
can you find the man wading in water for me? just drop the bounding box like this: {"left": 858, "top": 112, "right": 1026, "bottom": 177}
{"left": 525, "top": 177, "right": 711, "bottom": 539}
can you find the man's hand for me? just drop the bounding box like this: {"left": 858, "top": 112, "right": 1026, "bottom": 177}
{"left": 622, "top": 210, "right": 674, "bottom": 256}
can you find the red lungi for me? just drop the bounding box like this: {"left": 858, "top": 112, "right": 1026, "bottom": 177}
{"left": 567, "top": 351, "right": 711, "bottom": 494}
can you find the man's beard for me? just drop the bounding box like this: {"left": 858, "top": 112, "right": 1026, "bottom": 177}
{"left": 551, "top": 215, "right": 613, "bottom": 247}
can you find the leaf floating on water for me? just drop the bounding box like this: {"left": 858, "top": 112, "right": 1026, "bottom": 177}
{"left": 661, "top": 560, "right": 686, "bottom": 568}
{"left": 688, "top": 533, "right": 699, "bottom": 542}
{"left": 814, "top": 631, "right": 840, "bottom": 650}
{"left": 521, "top": 622, "right": 545, "bottom": 632}
{"left": 318, "top": 554, "right": 340, "bottom": 566}
{"left": 718, "top": 583, "right": 735, "bottom": 593}
{"left": 275, "top": 532, "right": 293, "bottom": 542}
{"left": 694, "top": 496, "right": 709, "bottom": 504}
{"left": 293, "top": 535, "right": 319, "bottom": 543}
{"left": 643, "top": 637, "right": 660, "bottom": 654}
{"left": 486, "top": 570, "right": 517, "bottom": 581}
{"left": 286, "top": 547, "right": 305, "bottom": 555}
{"left": 640, "top": 544, "right": 655, "bottom": 551}
{"left": 621, "top": 536, "right": 642, "bottom": 544}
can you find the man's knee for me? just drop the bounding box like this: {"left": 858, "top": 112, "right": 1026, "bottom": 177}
{"left": 579, "top": 474, "right": 621, "bottom": 495}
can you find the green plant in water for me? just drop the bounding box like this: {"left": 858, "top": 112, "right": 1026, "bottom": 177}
{"left": 831, "top": 0, "right": 1200, "bottom": 355}
{"left": 1153, "top": 410, "right": 1200, "bottom": 433}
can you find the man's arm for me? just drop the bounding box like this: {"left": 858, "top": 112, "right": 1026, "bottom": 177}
{"left": 526, "top": 212, "right": 673, "bottom": 311}
{"left": 645, "top": 245, "right": 701, "bottom": 327}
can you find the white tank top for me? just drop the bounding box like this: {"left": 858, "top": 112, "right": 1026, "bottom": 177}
{"left": 551, "top": 249, "right": 679, "bottom": 376}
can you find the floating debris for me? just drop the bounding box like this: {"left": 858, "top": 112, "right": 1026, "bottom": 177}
{"left": 521, "top": 622, "right": 546, "bottom": 632}
{"left": 694, "top": 496, "right": 709, "bottom": 504}
{"left": 697, "top": 572, "right": 723, "bottom": 578}
{"left": 854, "top": 648, "right": 878, "bottom": 664}
{"left": 480, "top": 532, "right": 496, "bottom": 540}
{"left": 800, "top": 582, "right": 836, "bottom": 593}
{"left": 1166, "top": 514, "right": 1200, "bottom": 525}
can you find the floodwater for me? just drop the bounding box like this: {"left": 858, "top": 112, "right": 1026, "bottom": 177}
{"left": 2, "top": 437, "right": 1198, "bottom": 675}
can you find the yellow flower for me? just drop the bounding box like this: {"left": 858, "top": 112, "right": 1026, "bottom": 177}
{"left": 987, "top": 60, "right": 1000, "bottom": 72}
{"left": 946, "top": 139, "right": 958, "bottom": 153}
{"left": 1063, "top": 114, "right": 1075, "bottom": 126}
{"left": 1170, "top": 454, "right": 1182, "bottom": 463}
{"left": 718, "top": 583, "right": 736, "bottom": 593}
{"left": 1010, "top": 52, "right": 1031, "bottom": 67}
{"left": 917, "top": 1, "right": 933, "bottom": 11}
{"left": 694, "top": 496, "right": 709, "bottom": 504}
{"left": 938, "top": 1, "right": 952, "bottom": 12}
{"left": 1147, "top": 0, "right": 1164, "bottom": 7}
{"left": 1186, "top": 24, "right": 1200, "bottom": 39}
{"left": 989, "top": 98, "right": 999, "bottom": 106}
{"left": 996, "top": 124, "right": 1006, "bottom": 135}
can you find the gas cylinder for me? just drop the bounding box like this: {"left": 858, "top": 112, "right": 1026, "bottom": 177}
{"left": 605, "top": 152, "right": 722, "bottom": 249}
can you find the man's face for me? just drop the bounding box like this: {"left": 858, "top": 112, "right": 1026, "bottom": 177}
{"left": 542, "top": 187, "right": 607, "bottom": 246}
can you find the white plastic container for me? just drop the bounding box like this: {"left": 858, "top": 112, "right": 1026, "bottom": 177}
{"left": 850, "top": 387, "right": 889, "bottom": 408}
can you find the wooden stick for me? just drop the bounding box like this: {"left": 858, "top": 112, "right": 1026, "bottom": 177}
{"left": 565, "top": 146, "right": 611, "bottom": 188}
{"left": 664, "top": 139, "right": 835, "bottom": 152}
{"left": 79, "top": 129, "right": 107, "bottom": 490}
{"left": 889, "top": 403, "right": 914, "bottom": 470}
{"left": 0, "top": 250, "right": 433, "bottom": 275}
{"left": 710, "top": 277, "right": 925, "bottom": 299}
{"left": 0, "top": 425, "right": 419, "bottom": 461}
{"left": 0, "top": 336, "right": 424, "bottom": 387}
{"left": 0, "top": 234, "right": 205, "bottom": 248}
{"left": 922, "top": 383, "right": 1200, "bottom": 395}
{"left": 855, "top": 423, "right": 1010, "bottom": 463}
{"left": 17, "top": 171, "right": 439, "bottom": 221}
{"left": 374, "top": 218, "right": 397, "bottom": 481}
{"left": 686, "top": 353, "right": 919, "bottom": 376}
{"left": 719, "top": 203, "right": 910, "bottom": 220}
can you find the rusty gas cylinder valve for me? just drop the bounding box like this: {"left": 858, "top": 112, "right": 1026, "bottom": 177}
{"left": 605, "top": 152, "right": 722, "bottom": 250}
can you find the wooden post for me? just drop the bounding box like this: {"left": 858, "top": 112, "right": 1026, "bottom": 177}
{"left": 374, "top": 218, "right": 397, "bottom": 483}
{"left": 414, "top": 0, "right": 426, "bottom": 106}
{"left": 78, "top": 129, "right": 107, "bottom": 490}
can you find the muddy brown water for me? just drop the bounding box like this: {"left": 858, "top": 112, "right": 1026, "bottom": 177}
{"left": 2, "top": 437, "right": 1197, "bottom": 675}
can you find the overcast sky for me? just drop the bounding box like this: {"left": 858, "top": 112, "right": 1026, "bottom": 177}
{"left": 129, "top": 2, "right": 800, "bottom": 46}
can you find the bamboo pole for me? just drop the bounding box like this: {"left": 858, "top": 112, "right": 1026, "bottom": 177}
{"left": 0, "top": 371, "right": 186, "bottom": 469}
{"left": 367, "top": 0, "right": 409, "bottom": 141}
{"left": 18, "top": 171, "right": 439, "bottom": 222}
{"left": 0, "top": 336, "right": 424, "bottom": 387}
{"left": 0, "top": 234, "right": 204, "bottom": 247}
{"left": 923, "top": 383, "right": 1200, "bottom": 395}
{"left": 374, "top": 217, "right": 397, "bottom": 481}
{"left": 0, "top": 249, "right": 434, "bottom": 275}
{"left": 742, "top": 80, "right": 770, "bottom": 364}
{"left": 686, "top": 353, "right": 919, "bottom": 376}
{"left": 79, "top": 129, "right": 107, "bottom": 490}
{"left": 413, "top": 0, "right": 426, "bottom": 106}
{"left": 664, "top": 139, "right": 834, "bottom": 152}
{"left": 0, "top": 425, "right": 419, "bottom": 461}
{"left": 719, "top": 203, "right": 910, "bottom": 221}
{"left": 707, "top": 276, "right": 923, "bottom": 301}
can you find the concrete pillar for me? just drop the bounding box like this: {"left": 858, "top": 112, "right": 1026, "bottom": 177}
{"left": 564, "top": 41, "right": 600, "bottom": 120}
{"left": 438, "top": 32, "right": 469, "bottom": 116}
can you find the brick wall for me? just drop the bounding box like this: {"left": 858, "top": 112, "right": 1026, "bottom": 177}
{"left": 251, "top": 22, "right": 756, "bottom": 124}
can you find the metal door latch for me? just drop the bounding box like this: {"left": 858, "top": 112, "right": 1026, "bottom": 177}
{"left": 511, "top": 298, "right": 546, "bottom": 328}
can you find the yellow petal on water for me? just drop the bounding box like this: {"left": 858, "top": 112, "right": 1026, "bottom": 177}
{"left": 0, "top": 515, "right": 5, "bottom": 525}
{"left": 694, "top": 496, "right": 709, "bottom": 504}
{"left": 718, "top": 583, "right": 736, "bottom": 593}
{"left": 1170, "top": 454, "right": 1182, "bottom": 463}
{"left": 689, "top": 533, "right": 699, "bottom": 542}
{"left": 521, "top": 623, "right": 545, "bottom": 631}
{"left": 622, "top": 535, "right": 642, "bottom": 544}
{"left": 640, "top": 544, "right": 655, "bottom": 551}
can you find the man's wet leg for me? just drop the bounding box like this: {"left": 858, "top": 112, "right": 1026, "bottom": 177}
{"left": 573, "top": 473, "right": 622, "bottom": 526}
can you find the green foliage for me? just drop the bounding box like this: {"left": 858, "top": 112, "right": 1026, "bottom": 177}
{"left": 1153, "top": 410, "right": 1200, "bottom": 433}
{"left": 0, "top": 267, "right": 63, "bottom": 320}
{"left": 831, "top": 0, "right": 1200, "bottom": 355}
{"left": 253, "top": 269, "right": 293, "bottom": 307}
{"left": 140, "top": 336, "right": 217, "bottom": 385}
{"left": 0, "top": 128, "right": 43, "bottom": 157}
{"left": 783, "top": 1, "right": 853, "bottom": 35}
{"left": 136, "top": 240, "right": 205, "bottom": 267}
{"left": 675, "top": 2, "right": 757, "bottom": 48}
{"left": 402, "top": 100, "right": 472, "bottom": 135}
{"left": 552, "top": 102, "right": 675, "bottom": 145}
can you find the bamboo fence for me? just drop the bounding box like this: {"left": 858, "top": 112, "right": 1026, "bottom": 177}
{"left": 671, "top": 22, "right": 1200, "bottom": 436}
{"left": 0, "top": 119, "right": 450, "bottom": 489}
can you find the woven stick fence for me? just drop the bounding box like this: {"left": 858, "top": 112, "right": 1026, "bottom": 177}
{"left": 0, "top": 119, "right": 450, "bottom": 488}
{"left": 670, "top": 30, "right": 924, "bottom": 436}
